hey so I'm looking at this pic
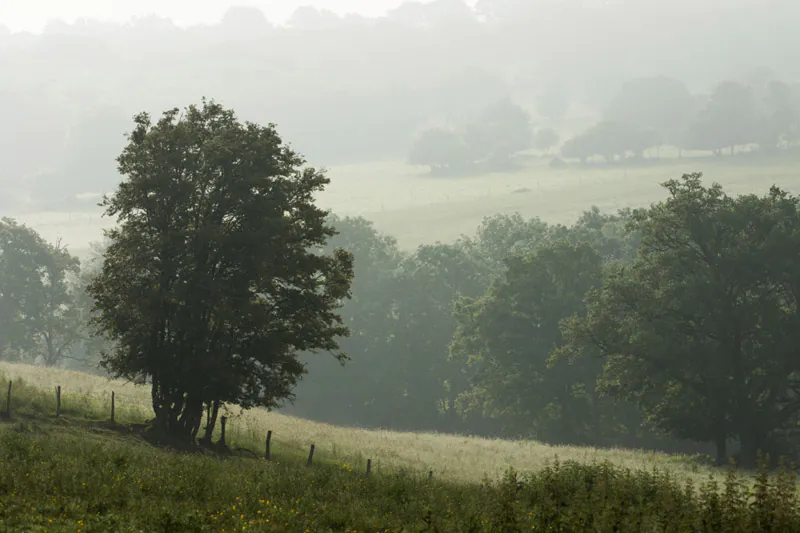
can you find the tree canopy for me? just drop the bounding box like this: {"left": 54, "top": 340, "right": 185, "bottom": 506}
{"left": 561, "top": 173, "right": 800, "bottom": 466}
{"left": 87, "top": 99, "right": 354, "bottom": 444}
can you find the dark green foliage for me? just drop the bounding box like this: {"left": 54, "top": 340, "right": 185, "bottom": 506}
{"left": 286, "top": 215, "right": 490, "bottom": 433}
{"left": 450, "top": 241, "right": 607, "bottom": 443}
{"left": 562, "top": 173, "right": 800, "bottom": 466}
{"left": 289, "top": 210, "right": 671, "bottom": 448}
{"left": 86, "top": 99, "right": 354, "bottom": 443}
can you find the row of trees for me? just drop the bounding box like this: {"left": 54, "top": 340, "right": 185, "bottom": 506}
{"left": 407, "top": 75, "right": 800, "bottom": 174}
{"left": 562, "top": 76, "right": 800, "bottom": 163}
{"left": 289, "top": 174, "right": 800, "bottom": 468}
{"left": 5, "top": 100, "right": 800, "bottom": 468}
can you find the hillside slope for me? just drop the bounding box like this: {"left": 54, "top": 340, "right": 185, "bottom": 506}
{"left": 3, "top": 362, "right": 800, "bottom": 532}
{"left": 0, "top": 362, "right": 715, "bottom": 484}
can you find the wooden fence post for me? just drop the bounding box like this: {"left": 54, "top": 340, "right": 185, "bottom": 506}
{"left": 265, "top": 430, "right": 272, "bottom": 460}
{"left": 428, "top": 470, "right": 433, "bottom": 481}
{"left": 110, "top": 391, "right": 115, "bottom": 423}
{"left": 56, "top": 386, "right": 61, "bottom": 418}
{"left": 366, "top": 459, "right": 372, "bottom": 477}
{"left": 219, "top": 416, "right": 227, "bottom": 447}
{"left": 5, "top": 380, "right": 11, "bottom": 418}
{"left": 306, "top": 444, "right": 315, "bottom": 467}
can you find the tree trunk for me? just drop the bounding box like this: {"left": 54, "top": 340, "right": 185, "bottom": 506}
{"left": 151, "top": 378, "right": 183, "bottom": 438}
{"left": 43, "top": 331, "right": 57, "bottom": 367}
{"left": 177, "top": 394, "right": 204, "bottom": 442}
{"left": 201, "top": 400, "right": 221, "bottom": 443}
{"left": 151, "top": 377, "right": 168, "bottom": 432}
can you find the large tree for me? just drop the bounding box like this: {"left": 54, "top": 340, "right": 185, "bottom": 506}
{"left": 87, "top": 99, "right": 354, "bottom": 444}
{"left": 561, "top": 173, "right": 800, "bottom": 466}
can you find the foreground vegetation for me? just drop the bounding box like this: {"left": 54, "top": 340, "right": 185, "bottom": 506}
{"left": 3, "top": 367, "right": 800, "bottom": 532}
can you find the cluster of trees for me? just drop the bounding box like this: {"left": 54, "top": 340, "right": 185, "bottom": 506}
{"left": 288, "top": 174, "right": 800, "bottom": 468}
{"left": 561, "top": 76, "right": 800, "bottom": 163}
{"left": 6, "top": 99, "right": 800, "bottom": 469}
{"left": 407, "top": 100, "right": 545, "bottom": 174}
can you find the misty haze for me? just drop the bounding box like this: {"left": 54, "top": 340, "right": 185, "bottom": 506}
{"left": 2, "top": 1, "right": 800, "bottom": 531}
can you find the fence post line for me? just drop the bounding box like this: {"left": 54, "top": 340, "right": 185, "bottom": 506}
{"left": 366, "top": 459, "right": 372, "bottom": 477}
{"left": 265, "top": 430, "right": 272, "bottom": 460}
{"left": 56, "top": 385, "right": 61, "bottom": 418}
{"left": 111, "top": 391, "right": 115, "bottom": 423}
{"left": 306, "top": 444, "right": 315, "bottom": 467}
{"left": 5, "top": 380, "right": 11, "bottom": 418}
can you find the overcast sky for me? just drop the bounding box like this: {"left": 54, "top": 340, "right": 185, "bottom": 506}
{"left": 0, "top": 0, "right": 445, "bottom": 32}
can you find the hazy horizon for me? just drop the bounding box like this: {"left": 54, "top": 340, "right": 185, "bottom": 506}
{"left": 0, "top": 0, "right": 472, "bottom": 32}
{"left": 2, "top": 0, "right": 799, "bottom": 254}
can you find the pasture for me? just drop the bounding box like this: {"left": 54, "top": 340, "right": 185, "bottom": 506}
{"left": 4, "top": 362, "right": 800, "bottom": 531}
{"left": 9, "top": 155, "right": 800, "bottom": 257}
{"left": 0, "top": 361, "right": 731, "bottom": 486}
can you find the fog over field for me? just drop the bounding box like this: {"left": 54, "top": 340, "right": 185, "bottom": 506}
{"left": 5, "top": 4, "right": 800, "bottom": 529}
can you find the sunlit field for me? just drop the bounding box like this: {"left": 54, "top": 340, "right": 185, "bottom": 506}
{"left": 11, "top": 154, "right": 800, "bottom": 257}
{"left": 0, "top": 361, "right": 727, "bottom": 486}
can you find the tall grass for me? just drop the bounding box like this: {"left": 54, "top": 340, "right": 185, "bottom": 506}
{"left": 1, "top": 421, "right": 800, "bottom": 532}
{"left": 3, "top": 363, "right": 800, "bottom": 531}
{"left": 0, "top": 362, "right": 722, "bottom": 486}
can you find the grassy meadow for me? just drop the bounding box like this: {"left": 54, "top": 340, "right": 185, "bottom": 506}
{"left": 0, "top": 362, "right": 715, "bottom": 486}
{"left": 12, "top": 154, "right": 800, "bottom": 257}
{"left": 3, "top": 362, "right": 800, "bottom": 531}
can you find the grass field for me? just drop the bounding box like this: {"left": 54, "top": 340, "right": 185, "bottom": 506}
{"left": 0, "top": 362, "right": 716, "bottom": 486}
{"left": 4, "top": 363, "right": 800, "bottom": 531}
{"left": 10, "top": 154, "right": 800, "bottom": 258}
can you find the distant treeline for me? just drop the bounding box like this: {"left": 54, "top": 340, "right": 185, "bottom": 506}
{"left": 408, "top": 75, "right": 800, "bottom": 175}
